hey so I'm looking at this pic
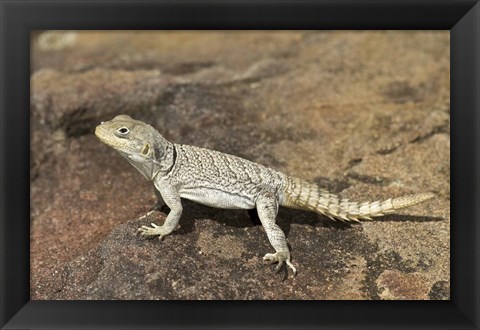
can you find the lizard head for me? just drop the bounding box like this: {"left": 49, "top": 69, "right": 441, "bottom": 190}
{"left": 95, "top": 114, "right": 172, "bottom": 180}
{"left": 95, "top": 114, "right": 158, "bottom": 157}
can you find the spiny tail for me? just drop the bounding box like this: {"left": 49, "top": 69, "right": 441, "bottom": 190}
{"left": 281, "top": 176, "right": 434, "bottom": 222}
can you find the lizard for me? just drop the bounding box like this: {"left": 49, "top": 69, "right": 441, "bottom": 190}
{"left": 95, "top": 114, "right": 435, "bottom": 276}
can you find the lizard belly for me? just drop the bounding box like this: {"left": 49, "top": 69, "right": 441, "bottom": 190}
{"left": 179, "top": 187, "right": 256, "bottom": 209}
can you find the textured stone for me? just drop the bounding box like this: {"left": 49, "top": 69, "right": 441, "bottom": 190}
{"left": 377, "top": 270, "right": 431, "bottom": 300}
{"left": 31, "top": 68, "right": 174, "bottom": 135}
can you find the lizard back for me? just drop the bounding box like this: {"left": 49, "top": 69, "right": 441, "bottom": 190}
{"left": 164, "top": 144, "right": 286, "bottom": 209}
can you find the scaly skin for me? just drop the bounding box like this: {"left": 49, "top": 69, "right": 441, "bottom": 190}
{"left": 95, "top": 114, "right": 434, "bottom": 276}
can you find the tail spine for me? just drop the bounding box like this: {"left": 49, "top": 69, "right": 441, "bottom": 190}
{"left": 281, "top": 176, "right": 434, "bottom": 222}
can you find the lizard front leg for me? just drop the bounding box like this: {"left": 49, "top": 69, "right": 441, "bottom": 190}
{"left": 256, "top": 193, "right": 297, "bottom": 276}
{"left": 150, "top": 186, "right": 170, "bottom": 213}
{"left": 138, "top": 187, "right": 169, "bottom": 221}
{"left": 138, "top": 185, "right": 182, "bottom": 240}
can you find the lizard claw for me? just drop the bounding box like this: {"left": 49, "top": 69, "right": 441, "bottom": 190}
{"left": 275, "top": 261, "right": 283, "bottom": 273}
{"left": 263, "top": 252, "right": 297, "bottom": 276}
{"left": 286, "top": 260, "right": 297, "bottom": 276}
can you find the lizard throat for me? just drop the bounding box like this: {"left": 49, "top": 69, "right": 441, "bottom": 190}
{"left": 119, "top": 152, "right": 158, "bottom": 181}
{"left": 121, "top": 144, "right": 177, "bottom": 181}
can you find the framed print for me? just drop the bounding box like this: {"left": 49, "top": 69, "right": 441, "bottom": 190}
{"left": 1, "top": 0, "right": 479, "bottom": 329}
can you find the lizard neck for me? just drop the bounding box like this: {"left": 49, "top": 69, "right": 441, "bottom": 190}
{"left": 151, "top": 141, "right": 176, "bottom": 180}
{"left": 120, "top": 135, "right": 176, "bottom": 182}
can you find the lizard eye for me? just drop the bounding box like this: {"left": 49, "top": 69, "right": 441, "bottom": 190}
{"left": 117, "top": 127, "right": 129, "bottom": 135}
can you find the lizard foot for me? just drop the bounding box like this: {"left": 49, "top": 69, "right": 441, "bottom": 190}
{"left": 263, "top": 251, "right": 297, "bottom": 276}
{"left": 138, "top": 223, "right": 167, "bottom": 240}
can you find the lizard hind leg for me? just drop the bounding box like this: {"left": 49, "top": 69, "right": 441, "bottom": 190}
{"left": 256, "top": 193, "right": 297, "bottom": 276}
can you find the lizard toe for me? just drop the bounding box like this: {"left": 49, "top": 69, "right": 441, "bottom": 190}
{"left": 274, "top": 261, "right": 284, "bottom": 273}
{"left": 286, "top": 260, "right": 297, "bottom": 276}
{"left": 138, "top": 224, "right": 160, "bottom": 237}
{"left": 263, "top": 251, "right": 297, "bottom": 276}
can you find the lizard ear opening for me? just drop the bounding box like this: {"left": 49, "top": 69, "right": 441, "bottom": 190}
{"left": 154, "top": 144, "right": 164, "bottom": 161}
{"left": 141, "top": 144, "right": 150, "bottom": 156}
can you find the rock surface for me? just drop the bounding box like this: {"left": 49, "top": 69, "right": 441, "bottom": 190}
{"left": 30, "top": 31, "right": 450, "bottom": 300}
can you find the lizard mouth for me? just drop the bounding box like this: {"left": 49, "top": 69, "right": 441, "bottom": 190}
{"left": 94, "top": 125, "right": 108, "bottom": 142}
{"left": 94, "top": 124, "right": 118, "bottom": 148}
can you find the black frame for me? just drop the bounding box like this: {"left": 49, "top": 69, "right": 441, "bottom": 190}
{"left": 1, "top": 0, "right": 479, "bottom": 329}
